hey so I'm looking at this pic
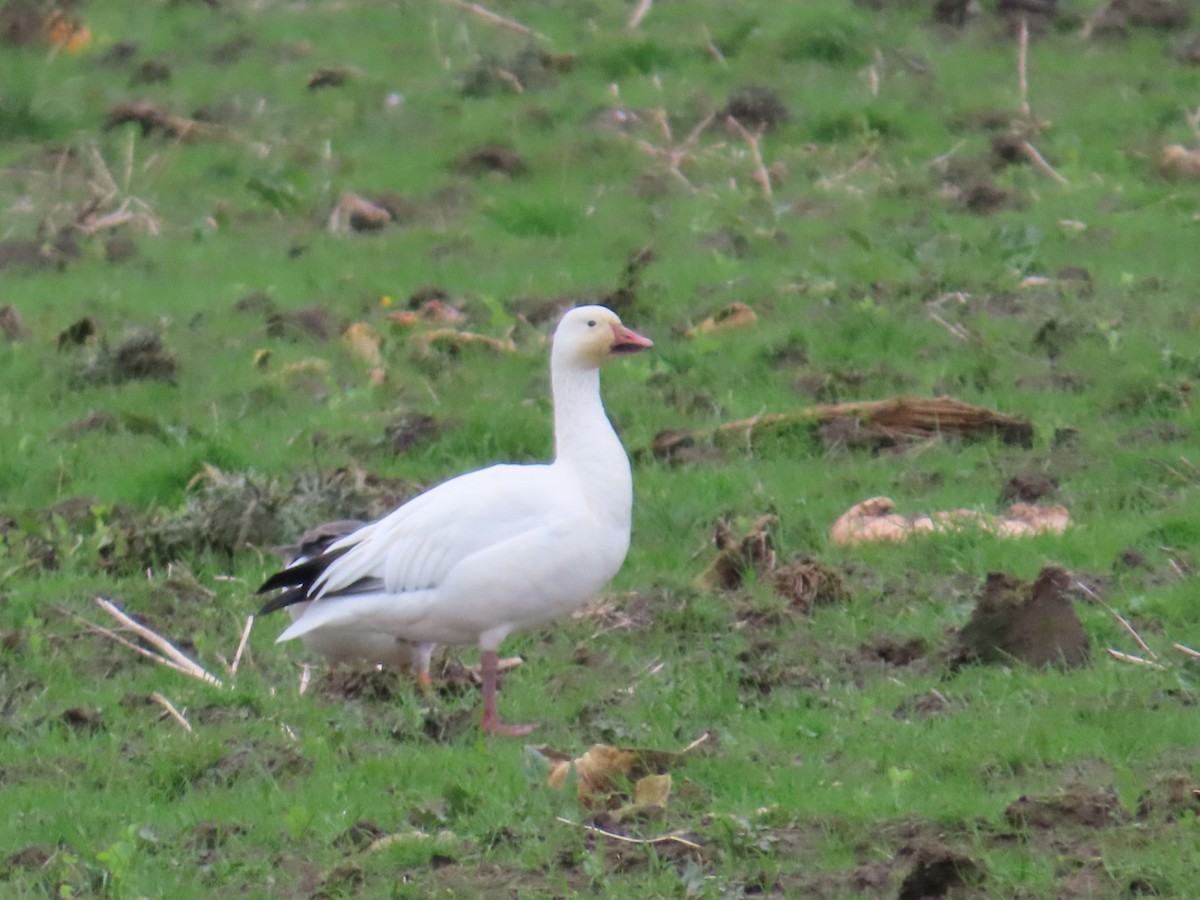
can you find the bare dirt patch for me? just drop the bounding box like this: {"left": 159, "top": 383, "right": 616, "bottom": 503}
{"left": 1005, "top": 782, "right": 1128, "bottom": 830}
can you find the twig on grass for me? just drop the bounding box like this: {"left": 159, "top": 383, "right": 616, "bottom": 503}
{"left": 438, "top": 0, "right": 548, "bottom": 42}
{"left": 299, "top": 662, "right": 312, "bottom": 695}
{"left": 1106, "top": 648, "right": 1166, "bottom": 670}
{"left": 629, "top": 110, "right": 716, "bottom": 194}
{"left": 621, "top": 659, "right": 665, "bottom": 696}
{"left": 1017, "top": 17, "right": 1030, "bottom": 119}
{"left": 491, "top": 67, "right": 524, "bottom": 93}
{"left": 627, "top": 0, "right": 653, "bottom": 30}
{"left": 700, "top": 24, "right": 726, "bottom": 67}
{"left": 1019, "top": 140, "right": 1069, "bottom": 185}
{"left": 556, "top": 817, "right": 702, "bottom": 851}
{"left": 1075, "top": 580, "right": 1200, "bottom": 671}
{"left": 230, "top": 615, "right": 254, "bottom": 676}
{"left": 150, "top": 692, "right": 193, "bottom": 733}
{"left": 928, "top": 312, "right": 971, "bottom": 341}
{"left": 69, "top": 598, "right": 224, "bottom": 687}
{"left": 1072, "top": 581, "right": 1156, "bottom": 659}
{"left": 725, "top": 116, "right": 772, "bottom": 198}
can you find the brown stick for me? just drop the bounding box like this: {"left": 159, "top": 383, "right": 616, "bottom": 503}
{"left": 627, "top": 0, "right": 653, "bottom": 29}
{"left": 689, "top": 396, "right": 1031, "bottom": 447}
{"left": 1106, "top": 648, "right": 1166, "bottom": 670}
{"left": 93, "top": 597, "right": 224, "bottom": 686}
{"left": 725, "top": 115, "right": 772, "bottom": 199}
{"left": 150, "top": 692, "right": 193, "bottom": 732}
{"left": 556, "top": 817, "right": 702, "bottom": 850}
{"left": 1020, "top": 141, "right": 1068, "bottom": 185}
{"left": 701, "top": 24, "right": 726, "bottom": 67}
{"left": 73, "top": 614, "right": 213, "bottom": 682}
{"left": 1017, "top": 17, "right": 1030, "bottom": 119}
{"left": 230, "top": 615, "right": 254, "bottom": 675}
{"left": 438, "top": 0, "right": 548, "bottom": 42}
{"left": 1073, "top": 581, "right": 1157, "bottom": 659}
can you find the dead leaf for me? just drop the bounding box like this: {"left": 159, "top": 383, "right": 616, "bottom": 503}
{"left": 342, "top": 323, "right": 383, "bottom": 367}
{"left": 831, "top": 496, "right": 1070, "bottom": 545}
{"left": 1158, "top": 145, "right": 1200, "bottom": 179}
{"left": 307, "top": 66, "right": 360, "bottom": 90}
{"left": 384, "top": 299, "right": 467, "bottom": 328}
{"left": 57, "top": 316, "right": 99, "bottom": 349}
{"left": 409, "top": 329, "right": 515, "bottom": 354}
{"left": 462, "top": 655, "right": 523, "bottom": 684}
{"left": 535, "top": 733, "right": 713, "bottom": 810}
{"left": 685, "top": 302, "right": 758, "bottom": 337}
{"left": 632, "top": 773, "right": 672, "bottom": 807}
{"left": 329, "top": 193, "right": 392, "bottom": 233}
{"left": 365, "top": 829, "right": 456, "bottom": 854}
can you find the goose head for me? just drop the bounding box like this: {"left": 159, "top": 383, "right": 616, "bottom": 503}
{"left": 552, "top": 305, "right": 653, "bottom": 370}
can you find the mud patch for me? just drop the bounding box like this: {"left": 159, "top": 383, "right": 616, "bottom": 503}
{"left": 60, "top": 706, "right": 103, "bottom": 733}
{"left": 198, "top": 741, "right": 311, "bottom": 789}
{"left": 721, "top": 84, "right": 790, "bottom": 130}
{"left": 772, "top": 558, "right": 851, "bottom": 612}
{"left": 422, "top": 706, "right": 477, "bottom": 743}
{"left": 858, "top": 635, "right": 929, "bottom": 668}
{"left": 3, "top": 844, "right": 55, "bottom": 873}
{"left": 56, "top": 315, "right": 98, "bottom": 348}
{"left": 265, "top": 304, "right": 342, "bottom": 341}
{"left": 894, "top": 688, "right": 953, "bottom": 719}
{"left": 1005, "top": 782, "right": 1128, "bottom": 830}
{"left": 765, "top": 819, "right": 987, "bottom": 899}
{"left": 1000, "top": 471, "right": 1058, "bottom": 503}
{"left": 952, "top": 567, "right": 1091, "bottom": 669}
{"left": 453, "top": 144, "right": 526, "bottom": 177}
{"left": 386, "top": 412, "right": 441, "bottom": 453}
{"left": 186, "top": 820, "right": 243, "bottom": 854}
{"left": 315, "top": 667, "right": 403, "bottom": 703}
{"left": 77, "top": 331, "right": 179, "bottom": 385}
{"left": 0, "top": 305, "right": 25, "bottom": 340}
{"left": 333, "top": 819, "right": 388, "bottom": 851}
{"left": 1136, "top": 772, "right": 1200, "bottom": 821}
{"left": 897, "top": 837, "right": 986, "bottom": 899}
{"left": 0, "top": 238, "right": 71, "bottom": 272}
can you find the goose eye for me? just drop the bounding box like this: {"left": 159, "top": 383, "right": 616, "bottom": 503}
{"left": 586, "top": 320, "right": 597, "bottom": 328}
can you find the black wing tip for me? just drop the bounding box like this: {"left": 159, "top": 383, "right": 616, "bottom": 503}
{"left": 257, "top": 570, "right": 293, "bottom": 595}
{"left": 258, "top": 586, "right": 308, "bottom": 616}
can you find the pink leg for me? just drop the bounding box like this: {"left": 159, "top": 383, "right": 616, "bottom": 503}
{"left": 479, "top": 649, "right": 535, "bottom": 736}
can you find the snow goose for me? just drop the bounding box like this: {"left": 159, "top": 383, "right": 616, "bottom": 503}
{"left": 272, "top": 519, "right": 435, "bottom": 685}
{"left": 258, "top": 305, "right": 652, "bottom": 734}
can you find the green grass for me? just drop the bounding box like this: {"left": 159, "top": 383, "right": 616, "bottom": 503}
{"left": 2, "top": 0, "right": 1200, "bottom": 895}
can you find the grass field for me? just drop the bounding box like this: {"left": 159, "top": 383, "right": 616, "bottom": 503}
{"left": 2, "top": 0, "right": 1200, "bottom": 896}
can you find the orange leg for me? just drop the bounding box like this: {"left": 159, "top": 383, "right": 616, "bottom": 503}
{"left": 479, "top": 649, "right": 535, "bottom": 736}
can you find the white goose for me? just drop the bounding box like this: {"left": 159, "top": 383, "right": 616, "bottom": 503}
{"left": 272, "top": 520, "right": 435, "bottom": 685}
{"left": 258, "top": 305, "right": 652, "bottom": 734}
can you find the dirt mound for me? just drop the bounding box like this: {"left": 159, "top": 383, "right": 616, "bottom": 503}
{"left": 1005, "top": 782, "right": 1128, "bottom": 829}
{"left": 953, "top": 567, "right": 1090, "bottom": 669}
